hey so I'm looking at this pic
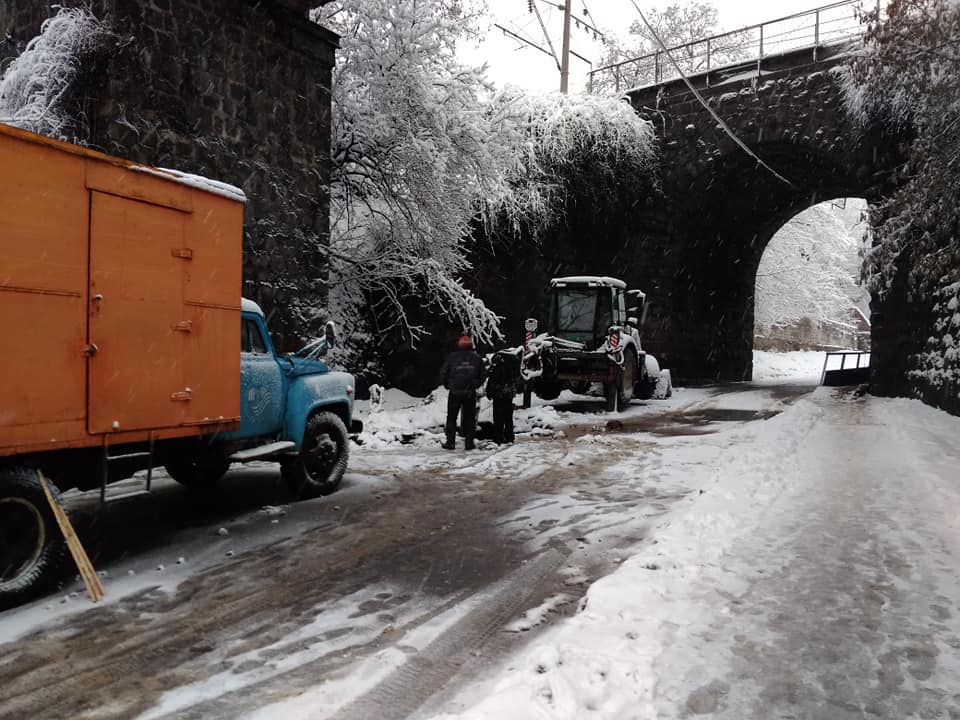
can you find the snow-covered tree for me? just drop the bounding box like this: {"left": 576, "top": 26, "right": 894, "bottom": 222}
{"left": 844, "top": 0, "right": 960, "bottom": 402}
{"left": 754, "top": 200, "right": 869, "bottom": 332}
{"left": 591, "top": 1, "right": 749, "bottom": 94}
{"left": 0, "top": 7, "right": 116, "bottom": 143}
{"left": 313, "top": 0, "right": 656, "bottom": 375}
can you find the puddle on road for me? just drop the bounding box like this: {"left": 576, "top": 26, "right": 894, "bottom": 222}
{"left": 566, "top": 407, "right": 782, "bottom": 439}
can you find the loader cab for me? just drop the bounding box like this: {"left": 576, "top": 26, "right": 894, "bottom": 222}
{"left": 548, "top": 277, "right": 628, "bottom": 349}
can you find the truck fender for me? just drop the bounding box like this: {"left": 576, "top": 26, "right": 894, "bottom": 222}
{"left": 282, "top": 372, "right": 355, "bottom": 449}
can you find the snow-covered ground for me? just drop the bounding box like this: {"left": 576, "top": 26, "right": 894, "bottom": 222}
{"left": 752, "top": 349, "right": 827, "bottom": 382}
{"left": 421, "top": 364, "right": 960, "bottom": 718}
{"left": 4, "top": 351, "right": 956, "bottom": 720}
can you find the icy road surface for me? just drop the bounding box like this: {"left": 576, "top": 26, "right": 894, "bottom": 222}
{"left": 0, "top": 358, "right": 958, "bottom": 719}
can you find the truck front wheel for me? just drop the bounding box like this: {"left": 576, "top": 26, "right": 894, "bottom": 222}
{"left": 0, "top": 467, "right": 68, "bottom": 610}
{"left": 282, "top": 411, "right": 349, "bottom": 500}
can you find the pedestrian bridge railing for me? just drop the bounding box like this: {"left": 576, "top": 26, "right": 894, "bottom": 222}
{"left": 589, "top": 0, "right": 877, "bottom": 94}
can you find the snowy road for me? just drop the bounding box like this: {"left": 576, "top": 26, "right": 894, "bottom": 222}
{"left": 1, "top": 366, "right": 959, "bottom": 719}
{"left": 651, "top": 393, "right": 960, "bottom": 718}
{"left": 433, "top": 390, "right": 960, "bottom": 720}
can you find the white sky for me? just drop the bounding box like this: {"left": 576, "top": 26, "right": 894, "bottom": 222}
{"left": 463, "top": 0, "right": 859, "bottom": 93}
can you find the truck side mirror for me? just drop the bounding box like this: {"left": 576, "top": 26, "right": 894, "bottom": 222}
{"left": 324, "top": 321, "right": 337, "bottom": 349}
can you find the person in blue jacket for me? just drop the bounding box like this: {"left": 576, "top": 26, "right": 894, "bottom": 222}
{"left": 439, "top": 335, "right": 485, "bottom": 450}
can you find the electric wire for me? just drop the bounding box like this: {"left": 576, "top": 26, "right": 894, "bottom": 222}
{"left": 628, "top": 0, "right": 796, "bottom": 188}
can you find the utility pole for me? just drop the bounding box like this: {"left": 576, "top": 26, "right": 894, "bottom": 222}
{"left": 559, "top": 0, "right": 572, "bottom": 94}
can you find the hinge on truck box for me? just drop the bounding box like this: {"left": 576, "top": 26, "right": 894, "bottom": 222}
{"left": 171, "top": 247, "right": 194, "bottom": 259}
{"left": 170, "top": 389, "right": 192, "bottom": 401}
{"left": 172, "top": 320, "right": 193, "bottom": 332}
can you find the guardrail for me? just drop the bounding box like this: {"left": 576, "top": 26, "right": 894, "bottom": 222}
{"left": 589, "top": 0, "right": 877, "bottom": 94}
{"left": 820, "top": 350, "right": 871, "bottom": 386}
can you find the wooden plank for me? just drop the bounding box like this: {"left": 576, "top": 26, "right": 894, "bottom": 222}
{"left": 37, "top": 471, "right": 105, "bottom": 603}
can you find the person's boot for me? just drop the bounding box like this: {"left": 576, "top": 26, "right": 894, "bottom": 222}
{"left": 464, "top": 437, "right": 475, "bottom": 451}
{"left": 441, "top": 436, "right": 456, "bottom": 450}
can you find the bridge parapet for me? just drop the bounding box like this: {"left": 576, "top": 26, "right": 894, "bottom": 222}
{"left": 590, "top": 0, "right": 872, "bottom": 94}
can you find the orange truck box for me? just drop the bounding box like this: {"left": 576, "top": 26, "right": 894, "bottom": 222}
{"left": 0, "top": 123, "right": 243, "bottom": 458}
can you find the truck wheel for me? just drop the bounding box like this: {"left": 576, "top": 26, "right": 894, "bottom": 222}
{"left": 164, "top": 456, "right": 230, "bottom": 487}
{"left": 282, "top": 411, "right": 349, "bottom": 500}
{"left": 0, "top": 467, "right": 68, "bottom": 610}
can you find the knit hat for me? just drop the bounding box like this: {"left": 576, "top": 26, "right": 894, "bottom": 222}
{"left": 457, "top": 335, "right": 473, "bottom": 349}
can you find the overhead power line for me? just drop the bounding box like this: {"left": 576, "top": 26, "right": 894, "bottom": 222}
{"left": 627, "top": 0, "right": 795, "bottom": 188}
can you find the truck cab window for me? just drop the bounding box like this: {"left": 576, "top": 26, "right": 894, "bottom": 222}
{"left": 242, "top": 319, "right": 268, "bottom": 354}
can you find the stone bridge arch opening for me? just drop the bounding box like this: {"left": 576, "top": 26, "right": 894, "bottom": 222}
{"left": 639, "top": 140, "right": 886, "bottom": 385}
{"left": 752, "top": 197, "right": 870, "bottom": 362}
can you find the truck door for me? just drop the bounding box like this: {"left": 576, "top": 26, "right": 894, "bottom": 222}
{"left": 87, "top": 192, "right": 189, "bottom": 433}
{"left": 238, "top": 316, "right": 284, "bottom": 438}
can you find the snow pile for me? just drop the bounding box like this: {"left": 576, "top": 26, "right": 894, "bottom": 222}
{"left": 0, "top": 7, "right": 115, "bottom": 142}
{"left": 752, "top": 350, "right": 826, "bottom": 382}
{"left": 354, "top": 387, "right": 567, "bottom": 449}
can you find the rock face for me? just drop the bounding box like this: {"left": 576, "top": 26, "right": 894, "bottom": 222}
{"left": 0, "top": 0, "right": 338, "bottom": 349}
{"left": 619, "top": 46, "right": 905, "bottom": 385}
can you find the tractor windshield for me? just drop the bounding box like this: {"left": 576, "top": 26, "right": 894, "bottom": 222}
{"left": 549, "top": 287, "right": 612, "bottom": 343}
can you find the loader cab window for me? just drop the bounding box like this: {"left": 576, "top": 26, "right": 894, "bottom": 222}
{"left": 242, "top": 318, "right": 268, "bottom": 354}
{"left": 551, "top": 286, "right": 614, "bottom": 341}
{"left": 552, "top": 288, "right": 597, "bottom": 334}
{"left": 614, "top": 290, "right": 626, "bottom": 326}
{"left": 595, "top": 289, "right": 613, "bottom": 335}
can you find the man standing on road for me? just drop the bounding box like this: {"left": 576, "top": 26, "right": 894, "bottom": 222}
{"left": 439, "top": 335, "right": 485, "bottom": 450}
{"left": 486, "top": 349, "right": 521, "bottom": 444}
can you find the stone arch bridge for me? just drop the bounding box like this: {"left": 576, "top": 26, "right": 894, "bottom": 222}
{"left": 599, "top": 40, "right": 904, "bottom": 385}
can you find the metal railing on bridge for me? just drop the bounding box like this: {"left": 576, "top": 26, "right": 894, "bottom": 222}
{"left": 821, "top": 350, "right": 871, "bottom": 386}
{"left": 589, "top": 0, "right": 879, "bottom": 94}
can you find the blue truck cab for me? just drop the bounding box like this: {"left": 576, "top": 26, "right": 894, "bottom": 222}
{"left": 163, "top": 298, "right": 362, "bottom": 499}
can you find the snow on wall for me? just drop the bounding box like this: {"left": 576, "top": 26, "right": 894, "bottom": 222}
{"left": 909, "top": 282, "right": 960, "bottom": 402}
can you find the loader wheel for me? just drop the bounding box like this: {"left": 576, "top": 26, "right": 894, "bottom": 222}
{"left": 533, "top": 380, "right": 562, "bottom": 401}
{"left": 636, "top": 354, "right": 660, "bottom": 400}
{"left": 605, "top": 350, "right": 636, "bottom": 412}
{"left": 0, "top": 467, "right": 68, "bottom": 610}
{"left": 282, "top": 411, "right": 349, "bottom": 500}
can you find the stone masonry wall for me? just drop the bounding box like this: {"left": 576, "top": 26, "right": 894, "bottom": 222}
{"left": 1, "top": 0, "right": 338, "bottom": 349}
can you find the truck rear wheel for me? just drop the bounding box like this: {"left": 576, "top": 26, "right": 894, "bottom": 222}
{"left": 0, "top": 467, "right": 68, "bottom": 610}
{"left": 282, "top": 411, "right": 349, "bottom": 500}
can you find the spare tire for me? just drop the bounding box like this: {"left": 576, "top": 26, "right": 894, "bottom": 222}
{"left": 0, "top": 467, "right": 69, "bottom": 610}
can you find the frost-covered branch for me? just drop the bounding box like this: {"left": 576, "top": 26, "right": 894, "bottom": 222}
{"left": 0, "top": 7, "right": 116, "bottom": 143}
{"left": 313, "top": 0, "right": 657, "bottom": 370}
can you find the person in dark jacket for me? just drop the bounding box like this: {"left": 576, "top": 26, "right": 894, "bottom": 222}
{"left": 485, "top": 349, "right": 521, "bottom": 444}
{"left": 439, "top": 335, "right": 485, "bottom": 450}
